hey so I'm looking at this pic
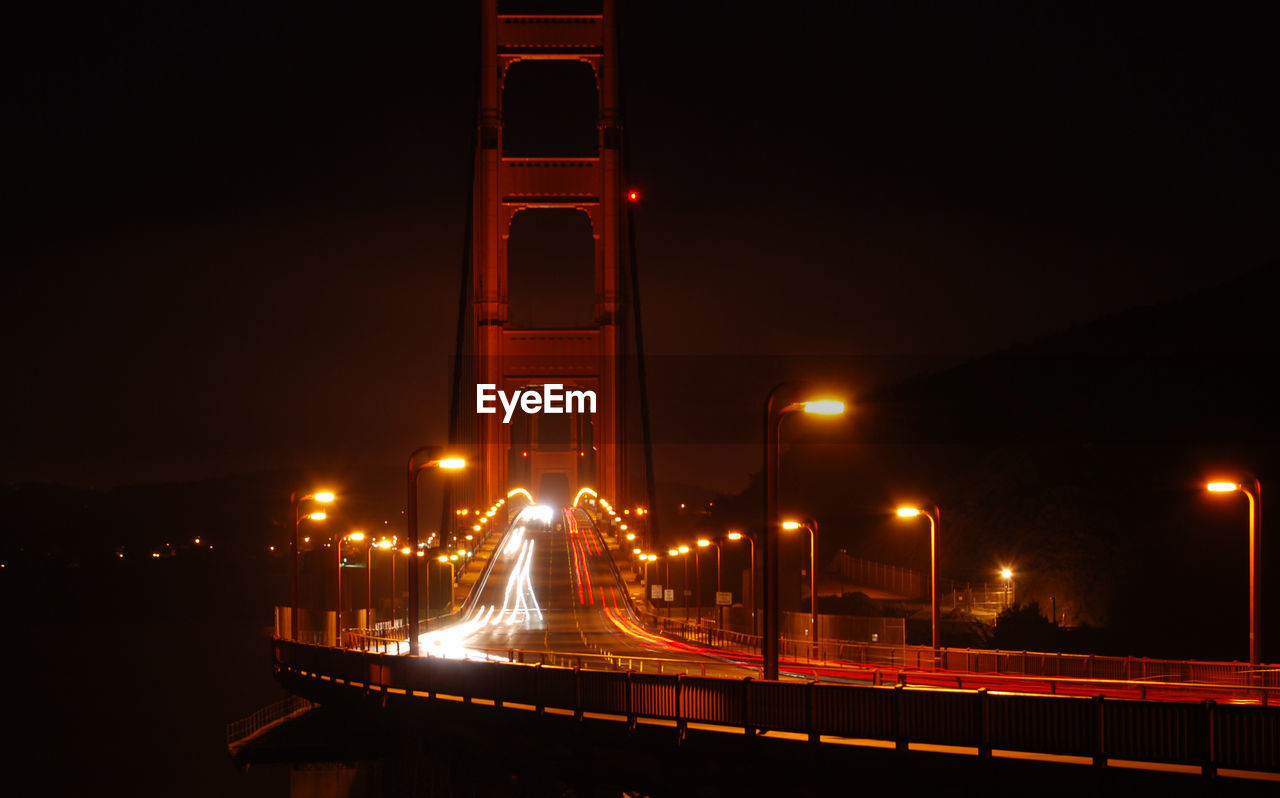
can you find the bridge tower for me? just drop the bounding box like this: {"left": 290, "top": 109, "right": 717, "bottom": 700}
{"left": 460, "top": 0, "right": 631, "bottom": 509}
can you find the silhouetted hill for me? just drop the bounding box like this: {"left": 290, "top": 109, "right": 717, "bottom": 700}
{"left": 706, "top": 262, "right": 1279, "bottom": 660}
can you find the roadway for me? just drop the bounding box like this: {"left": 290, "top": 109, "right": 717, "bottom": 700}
{"left": 408, "top": 503, "right": 1275, "bottom": 704}
{"left": 417, "top": 504, "right": 753, "bottom": 676}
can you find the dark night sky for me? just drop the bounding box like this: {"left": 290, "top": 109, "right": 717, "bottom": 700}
{"left": 3, "top": 2, "right": 1277, "bottom": 491}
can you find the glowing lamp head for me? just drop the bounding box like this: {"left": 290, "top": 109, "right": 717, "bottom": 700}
{"left": 437, "top": 555, "right": 449, "bottom": 563}
{"left": 896, "top": 507, "right": 921, "bottom": 518}
{"left": 347, "top": 531, "right": 365, "bottom": 542}
{"left": 668, "top": 549, "right": 679, "bottom": 556}
{"left": 727, "top": 532, "right": 743, "bottom": 541}
{"left": 1207, "top": 482, "right": 1240, "bottom": 493}
{"left": 400, "top": 547, "right": 411, "bottom": 555}
{"left": 377, "top": 539, "right": 392, "bottom": 550}
{"left": 313, "top": 491, "right": 336, "bottom": 503}
{"left": 697, "top": 539, "right": 711, "bottom": 547}
{"left": 781, "top": 520, "right": 802, "bottom": 530}
{"left": 633, "top": 547, "right": 642, "bottom": 554}
{"left": 626, "top": 532, "right": 636, "bottom": 541}
{"left": 678, "top": 545, "right": 690, "bottom": 554}
{"left": 801, "top": 400, "right": 845, "bottom": 416}
{"left": 438, "top": 457, "right": 466, "bottom": 470}
{"left": 308, "top": 511, "right": 327, "bottom": 521}
{"left": 1001, "top": 568, "right": 1013, "bottom": 580}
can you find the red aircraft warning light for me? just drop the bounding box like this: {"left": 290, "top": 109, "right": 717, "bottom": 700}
{"left": 627, "top": 189, "right": 639, "bottom": 203}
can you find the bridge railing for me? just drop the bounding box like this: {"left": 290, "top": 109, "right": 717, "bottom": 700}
{"left": 225, "top": 694, "right": 314, "bottom": 752}
{"left": 645, "top": 613, "right": 1280, "bottom": 689}
{"left": 271, "top": 637, "right": 1280, "bottom": 777}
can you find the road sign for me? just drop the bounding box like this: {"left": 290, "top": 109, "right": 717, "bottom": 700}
{"left": 663, "top": 588, "right": 675, "bottom": 602}
{"left": 715, "top": 591, "right": 732, "bottom": 606}
{"left": 650, "top": 584, "right": 662, "bottom": 600}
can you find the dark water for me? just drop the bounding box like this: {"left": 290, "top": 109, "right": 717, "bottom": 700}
{"left": 5, "top": 553, "right": 289, "bottom": 796}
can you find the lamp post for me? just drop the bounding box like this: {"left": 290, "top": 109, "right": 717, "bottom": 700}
{"left": 677, "top": 545, "right": 691, "bottom": 621}
{"left": 782, "top": 519, "right": 819, "bottom": 654}
{"left": 368, "top": 538, "right": 393, "bottom": 626}
{"left": 406, "top": 446, "right": 466, "bottom": 656}
{"left": 335, "top": 531, "right": 364, "bottom": 643}
{"left": 1208, "top": 477, "right": 1263, "bottom": 666}
{"left": 763, "top": 384, "right": 845, "bottom": 680}
{"left": 698, "top": 538, "right": 722, "bottom": 628}
{"left": 666, "top": 549, "right": 677, "bottom": 617}
{"left": 436, "top": 555, "right": 457, "bottom": 613}
{"left": 288, "top": 489, "right": 335, "bottom": 640}
{"left": 896, "top": 505, "right": 941, "bottom": 655}
{"left": 727, "top": 531, "right": 755, "bottom": 635}
{"left": 1001, "top": 568, "right": 1013, "bottom": 608}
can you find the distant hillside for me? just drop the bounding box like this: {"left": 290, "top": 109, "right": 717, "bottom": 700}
{"left": 705, "top": 262, "right": 1279, "bottom": 660}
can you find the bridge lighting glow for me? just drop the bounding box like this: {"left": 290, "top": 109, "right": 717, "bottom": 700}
{"left": 313, "top": 491, "right": 336, "bottom": 503}
{"left": 510, "top": 487, "right": 535, "bottom": 504}
{"left": 1207, "top": 482, "right": 1240, "bottom": 492}
{"left": 896, "top": 507, "right": 922, "bottom": 518}
{"left": 437, "top": 457, "right": 466, "bottom": 470}
{"left": 801, "top": 400, "right": 845, "bottom": 415}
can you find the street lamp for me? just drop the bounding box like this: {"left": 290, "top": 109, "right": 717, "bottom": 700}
{"left": 1000, "top": 568, "right": 1013, "bottom": 608}
{"left": 763, "top": 384, "right": 846, "bottom": 679}
{"left": 368, "top": 538, "right": 393, "bottom": 625}
{"left": 406, "top": 446, "right": 466, "bottom": 655}
{"left": 677, "top": 545, "right": 691, "bottom": 621}
{"left": 1207, "top": 477, "right": 1263, "bottom": 666}
{"left": 289, "top": 489, "right": 335, "bottom": 640}
{"left": 697, "top": 538, "right": 723, "bottom": 628}
{"left": 896, "top": 505, "right": 941, "bottom": 655}
{"left": 782, "top": 519, "right": 819, "bottom": 653}
{"left": 335, "top": 531, "right": 364, "bottom": 642}
{"left": 666, "top": 549, "right": 678, "bottom": 616}
{"left": 727, "top": 531, "right": 755, "bottom": 635}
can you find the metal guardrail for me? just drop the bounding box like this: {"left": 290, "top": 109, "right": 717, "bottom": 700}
{"left": 271, "top": 638, "right": 1280, "bottom": 778}
{"left": 226, "top": 695, "right": 315, "bottom": 752}
{"left": 648, "top": 614, "right": 1280, "bottom": 690}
